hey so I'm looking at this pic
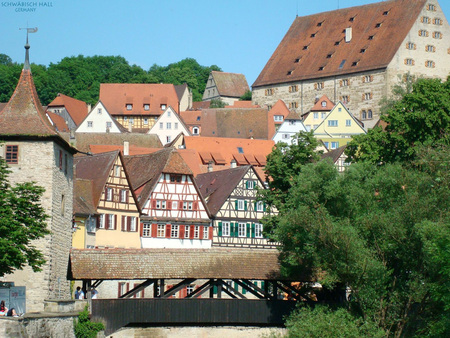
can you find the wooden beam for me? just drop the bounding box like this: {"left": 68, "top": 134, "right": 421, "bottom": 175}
{"left": 120, "top": 279, "right": 156, "bottom": 299}
{"left": 162, "top": 279, "right": 196, "bottom": 299}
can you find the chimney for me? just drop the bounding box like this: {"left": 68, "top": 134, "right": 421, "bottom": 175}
{"left": 87, "top": 103, "right": 92, "bottom": 113}
{"left": 208, "top": 161, "right": 214, "bottom": 172}
{"left": 123, "top": 141, "right": 129, "bottom": 156}
{"left": 345, "top": 27, "right": 352, "bottom": 43}
{"left": 230, "top": 159, "right": 237, "bottom": 168}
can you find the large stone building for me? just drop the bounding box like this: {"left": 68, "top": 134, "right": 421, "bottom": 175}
{"left": 0, "top": 42, "right": 76, "bottom": 311}
{"left": 203, "top": 71, "right": 250, "bottom": 105}
{"left": 252, "top": 0, "right": 450, "bottom": 128}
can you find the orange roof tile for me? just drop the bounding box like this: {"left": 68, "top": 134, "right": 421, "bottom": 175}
{"left": 310, "top": 95, "right": 335, "bottom": 111}
{"left": 89, "top": 144, "right": 161, "bottom": 155}
{"left": 192, "top": 101, "right": 211, "bottom": 110}
{"left": 179, "top": 110, "right": 202, "bottom": 126}
{"left": 99, "top": 83, "right": 179, "bottom": 117}
{"left": 253, "top": 0, "right": 427, "bottom": 87}
{"left": 47, "top": 93, "right": 89, "bottom": 126}
{"left": 46, "top": 111, "right": 69, "bottom": 132}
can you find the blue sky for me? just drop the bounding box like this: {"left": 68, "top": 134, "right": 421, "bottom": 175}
{"left": 1, "top": 0, "right": 449, "bottom": 87}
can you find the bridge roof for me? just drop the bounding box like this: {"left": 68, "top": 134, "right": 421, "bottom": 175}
{"left": 69, "top": 248, "right": 308, "bottom": 281}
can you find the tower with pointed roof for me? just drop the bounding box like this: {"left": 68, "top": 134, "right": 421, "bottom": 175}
{"left": 0, "top": 40, "right": 76, "bottom": 312}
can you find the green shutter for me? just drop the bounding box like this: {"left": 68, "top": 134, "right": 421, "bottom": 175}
{"left": 218, "top": 222, "right": 222, "bottom": 236}
{"left": 262, "top": 281, "right": 266, "bottom": 290}
{"left": 251, "top": 223, "right": 255, "bottom": 238}
{"left": 246, "top": 180, "right": 249, "bottom": 189}
{"left": 234, "top": 282, "right": 238, "bottom": 291}
{"left": 244, "top": 201, "right": 247, "bottom": 211}
{"left": 254, "top": 201, "right": 257, "bottom": 210}
{"left": 235, "top": 200, "right": 238, "bottom": 210}
{"left": 246, "top": 223, "right": 250, "bottom": 238}
{"left": 213, "top": 285, "right": 218, "bottom": 294}
{"left": 263, "top": 203, "right": 267, "bottom": 212}
{"left": 231, "top": 222, "right": 236, "bottom": 237}
{"left": 242, "top": 287, "right": 247, "bottom": 294}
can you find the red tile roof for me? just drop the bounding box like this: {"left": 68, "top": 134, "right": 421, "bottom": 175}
{"left": 47, "top": 93, "right": 89, "bottom": 126}
{"left": 46, "top": 111, "right": 70, "bottom": 132}
{"left": 99, "top": 83, "right": 179, "bottom": 116}
{"left": 89, "top": 145, "right": 161, "bottom": 155}
{"left": 69, "top": 248, "right": 304, "bottom": 280}
{"left": 310, "top": 95, "right": 335, "bottom": 111}
{"left": 212, "top": 71, "right": 250, "bottom": 98}
{"left": 253, "top": 0, "right": 427, "bottom": 87}
{"left": 73, "top": 179, "right": 96, "bottom": 215}
{"left": 179, "top": 110, "right": 202, "bottom": 127}
{"left": 191, "top": 101, "right": 211, "bottom": 110}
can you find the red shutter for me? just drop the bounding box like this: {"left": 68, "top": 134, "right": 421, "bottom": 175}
{"left": 193, "top": 201, "right": 198, "bottom": 210}
{"left": 121, "top": 216, "right": 126, "bottom": 231}
{"left": 151, "top": 200, "right": 156, "bottom": 209}
{"left": 106, "top": 214, "right": 110, "bottom": 229}
{"left": 199, "top": 226, "right": 204, "bottom": 239}
{"left": 166, "top": 224, "right": 171, "bottom": 238}
{"left": 151, "top": 223, "right": 157, "bottom": 238}
{"left": 190, "top": 226, "right": 194, "bottom": 239}
{"left": 126, "top": 192, "right": 129, "bottom": 204}
{"left": 209, "top": 226, "right": 213, "bottom": 240}
{"left": 127, "top": 217, "right": 131, "bottom": 231}
{"left": 140, "top": 222, "right": 144, "bottom": 237}
{"left": 180, "top": 225, "right": 185, "bottom": 238}
{"left": 114, "top": 215, "right": 117, "bottom": 230}
{"left": 179, "top": 201, "right": 183, "bottom": 210}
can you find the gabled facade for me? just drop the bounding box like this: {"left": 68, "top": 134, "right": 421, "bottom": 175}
{"left": 322, "top": 145, "right": 349, "bottom": 172}
{"left": 179, "top": 110, "right": 202, "bottom": 135}
{"left": 76, "top": 101, "right": 126, "bottom": 133}
{"left": 147, "top": 106, "right": 191, "bottom": 145}
{"left": 252, "top": 0, "right": 450, "bottom": 123}
{"left": 302, "top": 95, "right": 335, "bottom": 131}
{"left": 196, "top": 166, "right": 277, "bottom": 248}
{"left": 202, "top": 71, "right": 250, "bottom": 105}
{"left": 99, "top": 83, "right": 179, "bottom": 132}
{"left": 124, "top": 148, "right": 211, "bottom": 249}
{"left": 74, "top": 151, "right": 141, "bottom": 249}
{"left": 272, "top": 110, "right": 307, "bottom": 144}
{"left": 268, "top": 100, "right": 292, "bottom": 133}
{"left": 0, "top": 43, "right": 76, "bottom": 311}
{"left": 174, "top": 83, "right": 193, "bottom": 111}
{"left": 313, "top": 101, "right": 366, "bottom": 150}
{"left": 46, "top": 93, "right": 89, "bottom": 130}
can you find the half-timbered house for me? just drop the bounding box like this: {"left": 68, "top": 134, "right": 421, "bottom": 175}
{"left": 123, "top": 148, "right": 211, "bottom": 248}
{"left": 73, "top": 150, "right": 141, "bottom": 248}
{"left": 196, "top": 165, "right": 277, "bottom": 249}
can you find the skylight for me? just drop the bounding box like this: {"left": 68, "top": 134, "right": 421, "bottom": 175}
{"left": 237, "top": 147, "right": 244, "bottom": 154}
{"left": 339, "top": 59, "right": 346, "bottom": 69}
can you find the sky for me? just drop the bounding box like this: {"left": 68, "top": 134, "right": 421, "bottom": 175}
{"left": 1, "top": 0, "right": 449, "bottom": 87}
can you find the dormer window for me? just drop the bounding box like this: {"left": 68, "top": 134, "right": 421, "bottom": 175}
{"left": 349, "top": 17, "right": 355, "bottom": 22}
{"left": 287, "top": 70, "right": 293, "bottom": 75}
{"left": 383, "top": 10, "right": 390, "bottom": 16}
{"left": 303, "top": 45, "right": 309, "bottom": 50}
{"left": 368, "top": 35, "right": 375, "bottom": 40}
{"left": 318, "top": 66, "right": 324, "bottom": 71}
{"left": 126, "top": 104, "right": 132, "bottom": 110}
{"left": 160, "top": 104, "right": 166, "bottom": 110}
{"left": 375, "top": 23, "right": 382, "bottom": 28}
{"left": 326, "top": 53, "right": 333, "bottom": 58}
{"left": 321, "top": 101, "right": 327, "bottom": 107}
{"left": 294, "top": 57, "right": 301, "bottom": 63}
{"left": 143, "top": 104, "right": 150, "bottom": 111}
{"left": 335, "top": 40, "right": 341, "bottom": 46}
{"left": 317, "top": 21, "right": 324, "bottom": 27}
{"left": 352, "top": 61, "right": 359, "bottom": 66}
{"left": 311, "top": 33, "right": 316, "bottom": 38}
{"left": 360, "top": 48, "right": 366, "bottom": 53}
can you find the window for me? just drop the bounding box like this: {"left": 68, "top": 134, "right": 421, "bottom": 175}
{"left": 120, "top": 190, "right": 127, "bottom": 203}
{"left": 126, "top": 104, "right": 132, "bottom": 110}
{"left": 313, "top": 112, "right": 319, "bottom": 119}
{"left": 433, "top": 18, "right": 442, "bottom": 25}
{"left": 166, "top": 122, "right": 171, "bottom": 129}
{"left": 362, "top": 110, "right": 367, "bottom": 120}
{"left": 368, "top": 110, "right": 373, "bottom": 119}
{"left": 59, "top": 150, "right": 63, "bottom": 170}
{"left": 5, "top": 145, "right": 19, "bottom": 164}
{"left": 289, "top": 102, "right": 298, "bottom": 109}
{"left": 156, "top": 200, "right": 166, "bottom": 209}
{"left": 157, "top": 224, "right": 165, "bottom": 237}
{"left": 237, "top": 147, "right": 244, "bottom": 154}
{"left": 383, "top": 10, "right": 389, "bottom": 16}
{"left": 432, "top": 31, "right": 442, "bottom": 39}
{"left": 427, "top": 4, "right": 436, "bottom": 11}
{"left": 129, "top": 118, "right": 134, "bottom": 125}
{"left": 222, "top": 222, "right": 230, "bottom": 236}
{"left": 364, "top": 75, "right": 373, "bottom": 83}
{"left": 144, "top": 118, "right": 149, "bottom": 125}
{"left": 174, "top": 123, "right": 178, "bottom": 130}
{"left": 368, "top": 35, "right": 374, "bottom": 40}
{"left": 64, "top": 154, "right": 68, "bottom": 175}
{"left": 160, "top": 104, "right": 166, "bottom": 110}
{"left": 171, "top": 225, "right": 179, "bottom": 238}
{"left": 166, "top": 136, "right": 171, "bottom": 143}
{"left": 324, "top": 142, "right": 329, "bottom": 149}
{"left": 303, "top": 45, "right": 309, "bottom": 50}
{"left": 86, "top": 217, "right": 96, "bottom": 233}
{"left": 106, "top": 121, "right": 112, "bottom": 129}
{"left": 143, "top": 223, "right": 151, "bottom": 237}
{"left": 106, "top": 188, "right": 113, "bottom": 201}
{"left": 237, "top": 200, "right": 245, "bottom": 210}
{"left": 255, "top": 223, "right": 263, "bottom": 238}
{"left": 286, "top": 70, "right": 293, "bottom": 75}
{"left": 87, "top": 121, "right": 93, "bottom": 128}
{"left": 238, "top": 223, "right": 246, "bottom": 237}
{"left": 341, "top": 95, "right": 349, "bottom": 104}
{"left": 405, "top": 58, "right": 415, "bottom": 66}
{"left": 246, "top": 180, "right": 255, "bottom": 189}
{"left": 289, "top": 85, "right": 298, "bottom": 92}
{"left": 99, "top": 214, "right": 105, "bottom": 229}
{"left": 364, "top": 92, "right": 372, "bottom": 100}
{"left": 274, "top": 115, "right": 283, "bottom": 122}
{"left": 184, "top": 225, "right": 190, "bottom": 238}
{"left": 124, "top": 117, "right": 128, "bottom": 121}
{"left": 159, "top": 122, "right": 163, "bottom": 129}
{"left": 406, "top": 42, "right": 416, "bottom": 50}
{"left": 172, "top": 201, "right": 178, "bottom": 210}
{"left": 331, "top": 142, "right": 339, "bottom": 149}
{"left": 360, "top": 48, "right": 366, "bottom": 53}
{"left": 193, "top": 226, "right": 200, "bottom": 239}
{"left": 313, "top": 124, "right": 319, "bottom": 130}
{"left": 186, "top": 285, "right": 194, "bottom": 296}
{"left": 107, "top": 214, "right": 115, "bottom": 230}
{"left": 346, "top": 119, "right": 351, "bottom": 126}
{"left": 318, "top": 66, "right": 324, "bottom": 71}
{"left": 341, "top": 79, "right": 349, "bottom": 86}
{"left": 426, "top": 60, "right": 435, "bottom": 68}
{"left": 193, "top": 127, "right": 199, "bottom": 135}
{"left": 114, "top": 165, "right": 120, "bottom": 177}
{"left": 130, "top": 217, "right": 137, "bottom": 232}
{"left": 170, "top": 174, "right": 182, "bottom": 182}
{"left": 265, "top": 88, "right": 273, "bottom": 96}
{"left": 144, "top": 104, "right": 150, "bottom": 111}
{"left": 203, "top": 226, "right": 209, "bottom": 239}
{"left": 422, "top": 16, "right": 430, "bottom": 24}
{"left": 426, "top": 45, "right": 436, "bottom": 52}
{"left": 183, "top": 201, "right": 193, "bottom": 210}
{"left": 315, "top": 82, "right": 324, "bottom": 90}
{"left": 294, "top": 57, "right": 301, "bottom": 63}
{"left": 351, "top": 61, "right": 359, "bottom": 67}
{"left": 97, "top": 108, "right": 102, "bottom": 114}
{"left": 326, "top": 53, "right": 333, "bottom": 58}
{"left": 321, "top": 101, "right": 327, "bottom": 107}
{"left": 282, "top": 134, "right": 290, "bottom": 139}
{"left": 61, "top": 194, "right": 65, "bottom": 216}
{"left": 419, "top": 29, "right": 428, "bottom": 37}
{"left": 328, "top": 120, "right": 338, "bottom": 127}
{"left": 256, "top": 201, "right": 264, "bottom": 212}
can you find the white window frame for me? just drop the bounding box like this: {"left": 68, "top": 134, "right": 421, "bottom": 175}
{"left": 87, "top": 121, "right": 93, "bottom": 128}
{"left": 237, "top": 200, "right": 245, "bottom": 210}
{"left": 255, "top": 223, "right": 263, "bottom": 238}
{"left": 222, "top": 222, "right": 230, "bottom": 236}
{"left": 193, "top": 226, "right": 200, "bottom": 239}
{"left": 159, "top": 122, "right": 163, "bottom": 129}
{"left": 126, "top": 104, "right": 132, "bottom": 110}
{"left": 313, "top": 112, "right": 319, "bottom": 119}
{"left": 331, "top": 142, "right": 339, "bottom": 149}
{"left": 167, "top": 122, "right": 172, "bottom": 129}
{"left": 107, "top": 188, "right": 113, "bottom": 201}
{"left": 171, "top": 225, "right": 179, "bottom": 238}
{"left": 107, "top": 214, "right": 115, "bottom": 230}
{"left": 238, "top": 223, "right": 246, "bottom": 237}
{"left": 184, "top": 225, "right": 190, "bottom": 238}
{"left": 143, "top": 223, "right": 151, "bottom": 237}
{"left": 120, "top": 189, "right": 127, "bottom": 203}
{"left": 203, "top": 226, "right": 209, "bottom": 239}
{"left": 346, "top": 119, "right": 351, "bottom": 127}
{"left": 130, "top": 216, "right": 137, "bottom": 232}
{"left": 99, "top": 214, "right": 105, "bottom": 229}
{"left": 144, "top": 104, "right": 150, "bottom": 111}
{"left": 144, "top": 118, "right": 149, "bottom": 125}
{"left": 157, "top": 224, "right": 165, "bottom": 237}
{"left": 256, "top": 201, "right": 264, "bottom": 212}
{"left": 328, "top": 120, "right": 338, "bottom": 127}
{"left": 106, "top": 121, "right": 112, "bottom": 129}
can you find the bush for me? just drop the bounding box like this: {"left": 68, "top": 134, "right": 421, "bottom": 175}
{"left": 74, "top": 305, "right": 104, "bottom": 338}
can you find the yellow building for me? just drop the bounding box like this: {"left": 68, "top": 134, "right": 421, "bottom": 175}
{"left": 313, "top": 101, "right": 366, "bottom": 150}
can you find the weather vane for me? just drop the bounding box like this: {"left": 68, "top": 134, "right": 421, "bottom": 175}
{"left": 19, "top": 26, "right": 38, "bottom": 44}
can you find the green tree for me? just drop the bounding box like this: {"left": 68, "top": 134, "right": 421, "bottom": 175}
{"left": 239, "top": 90, "right": 252, "bottom": 101}
{"left": 265, "top": 149, "right": 450, "bottom": 337}
{"left": 0, "top": 155, "right": 50, "bottom": 276}
{"left": 74, "top": 305, "right": 104, "bottom": 338}
{"left": 347, "top": 77, "right": 450, "bottom": 164}
{"left": 209, "top": 98, "right": 226, "bottom": 108}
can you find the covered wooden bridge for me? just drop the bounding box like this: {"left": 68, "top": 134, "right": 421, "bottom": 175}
{"left": 68, "top": 248, "right": 312, "bottom": 335}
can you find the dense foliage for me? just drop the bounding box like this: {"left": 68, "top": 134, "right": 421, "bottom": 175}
{"left": 74, "top": 305, "right": 105, "bottom": 338}
{"left": 0, "top": 155, "right": 50, "bottom": 276}
{"left": 262, "top": 78, "right": 450, "bottom": 337}
{"left": 0, "top": 53, "right": 221, "bottom": 105}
